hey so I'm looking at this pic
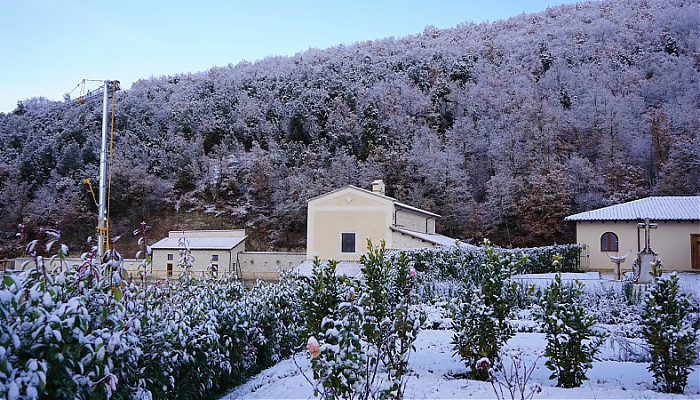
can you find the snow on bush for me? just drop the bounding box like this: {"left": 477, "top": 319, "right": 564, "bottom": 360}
{"left": 533, "top": 265, "right": 605, "bottom": 388}
{"left": 296, "top": 240, "right": 423, "bottom": 399}
{"left": 451, "top": 239, "right": 526, "bottom": 380}
{"left": 0, "top": 225, "right": 303, "bottom": 399}
{"left": 404, "top": 242, "right": 581, "bottom": 303}
{"left": 641, "top": 261, "right": 700, "bottom": 394}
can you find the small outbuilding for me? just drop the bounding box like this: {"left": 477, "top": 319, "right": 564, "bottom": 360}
{"left": 150, "top": 229, "right": 247, "bottom": 279}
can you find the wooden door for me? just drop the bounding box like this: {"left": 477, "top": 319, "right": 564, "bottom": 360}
{"left": 692, "top": 234, "right": 700, "bottom": 270}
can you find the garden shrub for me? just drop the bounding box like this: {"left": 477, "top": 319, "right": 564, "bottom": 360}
{"left": 641, "top": 261, "right": 700, "bottom": 394}
{"left": 296, "top": 257, "right": 348, "bottom": 338}
{"left": 451, "top": 239, "right": 525, "bottom": 380}
{"left": 404, "top": 243, "right": 580, "bottom": 286}
{"left": 534, "top": 267, "right": 604, "bottom": 388}
{"left": 0, "top": 224, "right": 304, "bottom": 399}
{"left": 300, "top": 240, "right": 423, "bottom": 399}
{"left": 0, "top": 230, "right": 141, "bottom": 399}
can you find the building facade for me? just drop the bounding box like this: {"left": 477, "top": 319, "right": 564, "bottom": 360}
{"left": 305, "top": 180, "right": 466, "bottom": 268}
{"left": 150, "top": 229, "right": 247, "bottom": 279}
{"left": 565, "top": 196, "right": 700, "bottom": 273}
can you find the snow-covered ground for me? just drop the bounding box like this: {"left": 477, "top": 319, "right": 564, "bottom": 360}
{"left": 222, "top": 328, "right": 699, "bottom": 399}
{"left": 222, "top": 272, "right": 700, "bottom": 399}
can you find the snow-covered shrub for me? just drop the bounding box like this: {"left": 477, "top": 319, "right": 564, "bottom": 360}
{"left": 534, "top": 270, "right": 604, "bottom": 388}
{"left": 584, "top": 290, "right": 642, "bottom": 339}
{"left": 296, "top": 257, "right": 348, "bottom": 337}
{"left": 301, "top": 240, "right": 423, "bottom": 399}
{"left": 308, "top": 290, "right": 369, "bottom": 399}
{"left": 641, "top": 262, "right": 700, "bottom": 394}
{"left": 138, "top": 279, "right": 232, "bottom": 399}
{"left": 2, "top": 223, "right": 307, "bottom": 399}
{"left": 406, "top": 245, "right": 482, "bottom": 282}
{"left": 360, "top": 244, "right": 424, "bottom": 397}
{"left": 245, "top": 274, "right": 301, "bottom": 371}
{"left": 513, "top": 244, "right": 581, "bottom": 273}
{"left": 404, "top": 243, "right": 579, "bottom": 288}
{"left": 451, "top": 240, "right": 524, "bottom": 380}
{"left": 0, "top": 228, "right": 141, "bottom": 399}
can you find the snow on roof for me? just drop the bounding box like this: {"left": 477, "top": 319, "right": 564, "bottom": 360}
{"left": 150, "top": 235, "right": 246, "bottom": 250}
{"left": 391, "top": 227, "right": 479, "bottom": 250}
{"left": 393, "top": 201, "right": 441, "bottom": 218}
{"left": 565, "top": 196, "right": 700, "bottom": 222}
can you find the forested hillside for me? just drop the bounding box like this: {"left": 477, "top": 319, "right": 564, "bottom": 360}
{"left": 0, "top": 0, "right": 698, "bottom": 257}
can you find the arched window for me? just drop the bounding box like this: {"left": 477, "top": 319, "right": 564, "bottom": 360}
{"left": 601, "top": 232, "right": 619, "bottom": 252}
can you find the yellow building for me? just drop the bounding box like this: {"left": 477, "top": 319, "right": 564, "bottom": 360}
{"left": 565, "top": 196, "right": 700, "bottom": 273}
{"left": 299, "top": 180, "right": 468, "bottom": 276}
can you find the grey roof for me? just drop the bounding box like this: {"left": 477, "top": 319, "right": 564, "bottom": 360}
{"left": 390, "top": 227, "right": 479, "bottom": 249}
{"left": 151, "top": 236, "right": 246, "bottom": 250}
{"left": 564, "top": 196, "right": 700, "bottom": 222}
{"left": 394, "top": 201, "right": 441, "bottom": 218}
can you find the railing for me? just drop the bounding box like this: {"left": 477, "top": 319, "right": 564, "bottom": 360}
{"left": 1, "top": 258, "right": 295, "bottom": 287}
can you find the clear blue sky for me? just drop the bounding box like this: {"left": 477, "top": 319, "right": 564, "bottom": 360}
{"left": 0, "top": 0, "right": 580, "bottom": 113}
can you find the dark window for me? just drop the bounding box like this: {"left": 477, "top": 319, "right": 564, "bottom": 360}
{"left": 167, "top": 263, "right": 173, "bottom": 277}
{"left": 601, "top": 232, "right": 619, "bottom": 252}
{"left": 212, "top": 254, "right": 219, "bottom": 261}
{"left": 341, "top": 232, "right": 356, "bottom": 253}
{"left": 167, "top": 253, "right": 174, "bottom": 261}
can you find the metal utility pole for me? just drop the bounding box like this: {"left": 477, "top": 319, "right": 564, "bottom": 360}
{"left": 97, "top": 80, "right": 120, "bottom": 256}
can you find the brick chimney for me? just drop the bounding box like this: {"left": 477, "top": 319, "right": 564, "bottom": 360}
{"left": 371, "top": 179, "right": 386, "bottom": 196}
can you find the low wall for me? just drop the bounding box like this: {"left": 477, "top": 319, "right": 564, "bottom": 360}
{"left": 237, "top": 252, "right": 306, "bottom": 284}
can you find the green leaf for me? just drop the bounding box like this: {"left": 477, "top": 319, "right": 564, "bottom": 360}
{"left": 113, "top": 286, "right": 123, "bottom": 301}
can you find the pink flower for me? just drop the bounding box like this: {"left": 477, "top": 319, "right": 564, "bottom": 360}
{"left": 531, "top": 382, "right": 542, "bottom": 394}
{"left": 408, "top": 268, "right": 416, "bottom": 279}
{"left": 476, "top": 357, "right": 490, "bottom": 370}
{"left": 307, "top": 336, "right": 320, "bottom": 358}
